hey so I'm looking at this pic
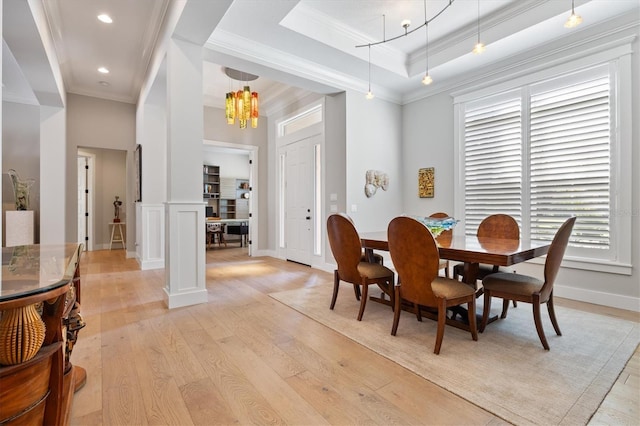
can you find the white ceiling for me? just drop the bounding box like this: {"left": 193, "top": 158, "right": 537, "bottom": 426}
{"left": 2, "top": 0, "right": 639, "bottom": 112}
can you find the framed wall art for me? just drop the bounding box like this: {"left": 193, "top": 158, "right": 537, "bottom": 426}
{"left": 418, "top": 167, "right": 434, "bottom": 198}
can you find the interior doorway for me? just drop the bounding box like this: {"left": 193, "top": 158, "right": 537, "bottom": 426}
{"left": 203, "top": 140, "right": 258, "bottom": 256}
{"left": 77, "top": 147, "right": 127, "bottom": 251}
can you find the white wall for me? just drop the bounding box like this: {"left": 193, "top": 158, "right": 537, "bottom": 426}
{"left": 345, "top": 90, "right": 403, "bottom": 233}
{"left": 139, "top": 103, "right": 167, "bottom": 204}
{"left": 204, "top": 151, "right": 249, "bottom": 179}
{"left": 402, "top": 93, "right": 455, "bottom": 217}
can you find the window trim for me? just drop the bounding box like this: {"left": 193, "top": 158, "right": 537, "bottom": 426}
{"left": 454, "top": 45, "right": 633, "bottom": 276}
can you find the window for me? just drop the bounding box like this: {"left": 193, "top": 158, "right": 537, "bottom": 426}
{"left": 457, "top": 59, "right": 631, "bottom": 272}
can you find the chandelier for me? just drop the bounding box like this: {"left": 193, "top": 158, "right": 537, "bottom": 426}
{"left": 224, "top": 67, "right": 259, "bottom": 129}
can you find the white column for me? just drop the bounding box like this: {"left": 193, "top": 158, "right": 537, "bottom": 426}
{"left": 40, "top": 106, "right": 66, "bottom": 244}
{"left": 163, "top": 37, "right": 206, "bottom": 309}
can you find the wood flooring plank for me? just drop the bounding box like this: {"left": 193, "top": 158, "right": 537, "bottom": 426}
{"left": 139, "top": 313, "right": 209, "bottom": 387}
{"left": 183, "top": 328, "right": 285, "bottom": 424}
{"left": 179, "top": 378, "right": 239, "bottom": 426}
{"left": 102, "top": 352, "right": 148, "bottom": 425}
{"left": 376, "top": 373, "right": 497, "bottom": 425}
{"left": 277, "top": 335, "right": 423, "bottom": 425}
{"left": 130, "top": 333, "right": 195, "bottom": 425}
{"left": 285, "top": 370, "right": 376, "bottom": 425}
{"left": 216, "top": 334, "right": 329, "bottom": 425}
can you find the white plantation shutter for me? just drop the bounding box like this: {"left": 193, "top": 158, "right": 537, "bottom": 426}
{"left": 463, "top": 96, "right": 522, "bottom": 236}
{"left": 530, "top": 75, "right": 610, "bottom": 248}
{"left": 462, "top": 65, "right": 613, "bottom": 254}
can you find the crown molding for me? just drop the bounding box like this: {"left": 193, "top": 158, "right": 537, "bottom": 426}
{"left": 404, "top": 17, "right": 639, "bottom": 105}
{"left": 205, "top": 29, "right": 402, "bottom": 104}
{"left": 280, "top": 2, "right": 408, "bottom": 77}
{"left": 67, "top": 88, "right": 136, "bottom": 105}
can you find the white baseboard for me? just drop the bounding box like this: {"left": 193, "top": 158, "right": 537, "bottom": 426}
{"left": 252, "top": 248, "right": 277, "bottom": 258}
{"left": 547, "top": 284, "right": 639, "bottom": 312}
{"left": 138, "top": 258, "right": 164, "bottom": 270}
{"left": 163, "top": 288, "right": 208, "bottom": 309}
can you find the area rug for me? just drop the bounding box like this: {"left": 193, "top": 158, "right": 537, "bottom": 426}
{"left": 270, "top": 284, "right": 639, "bottom": 425}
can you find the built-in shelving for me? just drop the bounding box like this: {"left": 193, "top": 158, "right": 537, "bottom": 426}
{"left": 203, "top": 165, "right": 220, "bottom": 199}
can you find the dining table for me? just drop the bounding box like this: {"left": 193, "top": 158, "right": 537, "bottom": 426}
{"left": 360, "top": 230, "right": 552, "bottom": 330}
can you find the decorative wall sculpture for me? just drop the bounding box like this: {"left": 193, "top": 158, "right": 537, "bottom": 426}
{"left": 418, "top": 167, "right": 435, "bottom": 198}
{"left": 364, "top": 169, "right": 389, "bottom": 198}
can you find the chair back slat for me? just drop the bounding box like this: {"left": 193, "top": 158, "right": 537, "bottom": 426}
{"left": 388, "top": 216, "right": 440, "bottom": 306}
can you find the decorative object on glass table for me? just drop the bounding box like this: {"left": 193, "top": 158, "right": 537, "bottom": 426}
{"left": 364, "top": 169, "right": 389, "bottom": 198}
{"left": 8, "top": 169, "right": 35, "bottom": 211}
{"left": 418, "top": 167, "right": 435, "bottom": 198}
{"left": 412, "top": 215, "right": 458, "bottom": 237}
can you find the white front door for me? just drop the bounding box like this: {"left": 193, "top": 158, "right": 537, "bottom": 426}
{"left": 284, "top": 136, "right": 318, "bottom": 265}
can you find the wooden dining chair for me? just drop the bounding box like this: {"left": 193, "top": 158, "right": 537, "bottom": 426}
{"left": 327, "top": 213, "right": 395, "bottom": 321}
{"left": 343, "top": 214, "right": 384, "bottom": 266}
{"left": 387, "top": 216, "right": 478, "bottom": 354}
{"left": 429, "top": 212, "right": 452, "bottom": 277}
{"left": 206, "top": 222, "right": 226, "bottom": 248}
{"left": 453, "top": 214, "right": 520, "bottom": 284}
{"left": 480, "top": 216, "right": 576, "bottom": 350}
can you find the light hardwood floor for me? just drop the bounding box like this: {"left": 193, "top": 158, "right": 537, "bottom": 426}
{"left": 70, "top": 247, "right": 639, "bottom": 425}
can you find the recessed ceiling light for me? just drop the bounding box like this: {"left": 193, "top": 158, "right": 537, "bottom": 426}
{"left": 97, "top": 14, "right": 112, "bottom": 24}
{"left": 98, "top": 81, "right": 110, "bottom": 86}
{"left": 98, "top": 67, "right": 109, "bottom": 74}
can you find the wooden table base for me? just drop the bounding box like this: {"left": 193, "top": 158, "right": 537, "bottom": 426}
{"left": 74, "top": 365, "right": 87, "bottom": 392}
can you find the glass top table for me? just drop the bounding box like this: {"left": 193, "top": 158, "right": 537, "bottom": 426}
{"left": 0, "top": 243, "right": 81, "bottom": 303}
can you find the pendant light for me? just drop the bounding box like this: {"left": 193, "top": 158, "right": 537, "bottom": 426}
{"left": 472, "top": 0, "right": 485, "bottom": 54}
{"left": 366, "top": 45, "right": 374, "bottom": 99}
{"left": 422, "top": 0, "right": 433, "bottom": 85}
{"left": 223, "top": 68, "right": 259, "bottom": 129}
{"left": 564, "top": 0, "right": 583, "bottom": 28}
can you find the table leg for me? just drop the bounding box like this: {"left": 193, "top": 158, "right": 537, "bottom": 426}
{"left": 364, "top": 248, "right": 376, "bottom": 263}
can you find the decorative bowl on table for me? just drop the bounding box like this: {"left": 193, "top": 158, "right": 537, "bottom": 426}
{"left": 412, "top": 216, "right": 459, "bottom": 237}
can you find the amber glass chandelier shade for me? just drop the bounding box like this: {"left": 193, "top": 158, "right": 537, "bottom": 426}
{"left": 225, "top": 92, "right": 236, "bottom": 124}
{"left": 250, "top": 92, "right": 259, "bottom": 128}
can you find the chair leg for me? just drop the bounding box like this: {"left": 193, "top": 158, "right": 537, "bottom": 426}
{"left": 357, "top": 282, "right": 368, "bottom": 321}
{"left": 513, "top": 300, "right": 518, "bottom": 308}
{"left": 330, "top": 271, "right": 340, "bottom": 310}
{"left": 532, "top": 295, "right": 550, "bottom": 350}
{"left": 388, "top": 279, "right": 395, "bottom": 311}
{"left": 415, "top": 303, "right": 422, "bottom": 322}
{"left": 353, "top": 284, "right": 361, "bottom": 301}
{"left": 501, "top": 298, "right": 510, "bottom": 319}
{"left": 467, "top": 298, "right": 478, "bottom": 341}
{"left": 547, "top": 293, "right": 562, "bottom": 336}
{"left": 391, "top": 286, "right": 401, "bottom": 335}
{"left": 480, "top": 291, "right": 492, "bottom": 333}
{"left": 434, "top": 298, "right": 447, "bottom": 354}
